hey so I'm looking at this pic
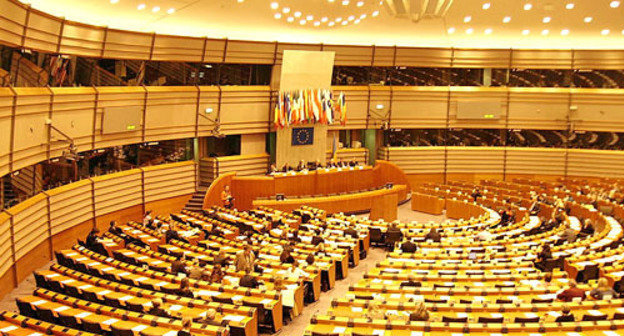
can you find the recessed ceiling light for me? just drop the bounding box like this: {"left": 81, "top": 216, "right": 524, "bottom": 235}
{"left": 522, "top": 29, "right": 530, "bottom": 35}
{"left": 342, "top": 0, "right": 349, "bottom": 4}
{"left": 561, "top": 29, "right": 570, "bottom": 35}
{"left": 565, "top": 3, "right": 574, "bottom": 9}
{"left": 542, "top": 17, "right": 551, "bottom": 23}
{"left": 482, "top": 2, "right": 490, "bottom": 9}
{"left": 321, "top": 17, "right": 328, "bottom": 22}
{"left": 485, "top": 28, "right": 492, "bottom": 34}
{"left": 502, "top": 16, "right": 511, "bottom": 23}
{"left": 166, "top": 8, "right": 175, "bottom": 14}
{"left": 328, "top": 0, "right": 334, "bottom": 2}
{"left": 287, "top": 16, "right": 294, "bottom": 22}
{"left": 448, "top": 27, "right": 456, "bottom": 34}
{"left": 137, "top": 3, "right": 146, "bottom": 10}
{"left": 602, "top": 29, "right": 610, "bottom": 35}
{"left": 274, "top": 13, "right": 282, "bottom": 19}
{"left": 282, "top": 7, "right": 290, "bottom": 13}
{"left": 237, "top": 0, "right": 244, "bottom": 3}
{"left": 336, "top": 17, "right": 343, "bottom": 22}
{"left": 354, "top": 19, "right": 361, "bottom": 24}
{"left": 464, "top": 16, "right": 472, "bottom": 23}
{"left": 300, "top": 19, "right": 306, "bottom": 25}
{"left": 306, "top": 15, "right": 314, "bottom": 20}
{"left": 466, "top": 28, "right": 474, "bottom": 34}
{"left": 372, "top": 10, "right": 379, "bottom": 16}
{"left": 523, "top": 3, "right": 532, "bottom": 10}
{"left": 294, "top": 11, "right": 302, "bottom": 17}
{"left": 360, "top": 14, "right": 367, "bottom": 19}
{"left": 341, "top": 20, "right": 348, "bottom": 25}
{"left": 584, "top": 16, "right": 592, "bottom": 23}
{"left": 357, "top": 1, "right": 364, "bottom": 6}
{"left": 328, "top": 21, "right": 335, "bottom": 26}
{"left": 314, "top": 21, "right": 320, "bottom": 26}
{"left": 348, "top": 15, "right": 355, "bottom": 21}
{"left": 622, "top": 29, "right": 624, "bottom": 34}
{"left": 110, "top": 0, "right": 119, "bottom": 4}
{"left": 270, "top": 2, "right": 279, "bottom": 9}
{"left": 152, "top": 6, "right": 160, "bottom": 12}
{"left": 542, "top": 29, "right": 549, "bottom": 35}
{"left": 611, "top": 1, "right": 620, "bottom": 8}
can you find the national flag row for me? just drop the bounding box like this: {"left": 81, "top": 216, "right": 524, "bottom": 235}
{"left": 273, "top": 88, "right": 346, "bottom": 128}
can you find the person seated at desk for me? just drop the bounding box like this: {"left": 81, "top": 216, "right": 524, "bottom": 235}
{"left": 312, "top": 160, "right": 323, "bottom": 170}
{"left": 143, "top": 210, "right": 153, "bottom": 226}
{"left": 287, "top": 260, "right": 310, "bottom": 280}
{"left": 366, "top": 302, "right": 384, "bottom": 320}
{"left": 534, "top": 244, "right": 552, "bottom": 272}
{"left": 165, "top": 225, "right": 184, "bottom": 244}
{"left": 177, "top": 317, "right": 192, "bottom": 336}
{"left": 590, "top": 278, "right": 618, "bottom": 299}
{"left": 240, "top": 269, "right": 260, "bottom": 288}
{"left": 400, "top": 239, "right": 417, "bottom": 253}
{"left": 195, "top": 308, "right": 221, "bottom": 326}
{"left": 557, "top": 280, "right": 586, "bottom": 302}
{"left": 175, "top": 278, "right": 195, "bottom": 298}
{"left": 349, "top": 160, "right": 358, "bottom": 167}
{"left": 171, "top": 260, "right": 188, "bottom": 276}
{"left": 471, "top": 187, "right": 482, "bottom": 202}
{"left": 188, "top": 261, "right": 203, "bottom": 280}
{"left": 85, "top": 228, "right": 103, "bottom": 252}
{"left": 213, "top": 250, "right": 229, "bottom": 267}
{"left": 267, "top": 164, "right": 278, "bottom": 175}
{"left": 296, "top": 160, "right": 307, "bottom": 172}
{"left": 311, "top": 233, "right": 325, "bottom": 247}
{"left": 409, "top": 299, "right": 430, "bottom": 322}
{"left": 147, "top": 298, "right": 170, "bottom": 318}
{"left": 529, "top": 197, "right": 541, "bottom": 215}
{"left": 280, "top": 163, "right": 293, "bottom": 172}
{"left": 580, "top": 218, "right": 595, "bottom": 236}
{"left": 558, "top": 224, "right": 577, "bottom": 244}
{"left": 305, "top": 254, "right": 315, "bottom": 266}
{"left": 554, "top": 304, "right": 575, "bottom": 323}
{"left": 221, "top": 185, "right": 234, "bottom": 209}
{"left": 207, "top": 263, "right": 225, "bottom": 284}
{"left": 108, "top": 221, "right": 123, "bottom": 235}
{"left": 235, "top": 245, "right": 256, "bottom": 273}
{"left": 344, "top": 226, "right": 359, "bottom": 239}
{"left": 424, "top": 228, "right": 441, "bottom": 243}
{"left": 280, "top": 248, "right": 295, "bottom": 264}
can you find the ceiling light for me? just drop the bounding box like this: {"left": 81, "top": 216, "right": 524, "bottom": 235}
{"left": 274, "top": 13, "right": 282, "bottom": 19}
{"left": 294, "top": 11, "right": 302, "bottom": 17}
{"left": 542, "top": 29, "right": 549, "bottom": 35}
{"left": 282, "top": 7, "right": 290, "bottom": 13}
{"left": 523, "top": 3, "right": 532, "bottom": 10}
{"left": 328, "top": 0, "right": 335, "bottom": 2}
{"left": 321, "top": 17, "right": 328, "bottom": 22}
{"left": 360, "top": 14, "right": 367, "bottom": 19}
{"left": 611, "top": 1, "right": 620, "bottom": 8}
{"left": 482, "top": 2, "right": 490, "bottom": 9}
{"left": 522, "top": 29, "right": 530, "bottom": 35}
{"left": 565, "top": 3, "right": 574, "bottom": 9}
{"left": 328, "top": 21, "right": 335, "bottom": 26}
{"left": 336, "top": 17, "right": 343, "bottom": 22}
{"left": 584, "top": 16, "right": 592, "bottom": 23}
{"left": 602, "top": 29, "right": 610, "bottom": 35}
{"left": 152, "top": 6, "right": 160, "bottom": 12}
{"left": 357, "top": 1, "right": 364, "bottom": 6}
{"left": 341, "top": 20, "right": 348, "bottom": 25}
{"left": 447, "top": 27, "right": 456, "bottom": 34}
{"left": 484, "top": 28, "right": 492, "bottom": 34}
{"left": 542, "top": 17, "right": 551, "bottom": 23}
{"left": 464, "top": 16, "right": 472, "bottom": 23}
{"left": 307, "top": 15, "right": 314, "bottom": 20}
{"left": 287, "top": 16, "right": 294, "bottom": 22}
{"left": 622, "top": 29, "right": 624, "bottom": 34}
{"left": 270, "top": 2, "right": 279, "bottom": 9}
{"left": 110, "top": 0, "right": 119, "bottom": 4}
{"left": 166, "top": 8, "right": 175, "bottom": 14}
{"left": 300, "top": 19, "right": 306, "bottom": 25}
{"left": 237, "top": 0, "right": 244, "bottom": 2}
{"left": 314, "top": 21, "right": 321, "bottom": 26}
{"left": 502, "top": 16, "right": 511, "bottom": 23}
{"left": 466, "top": 28, "right": 473, "bottom": 34}
{"left": 348, "top": 15, "right": 355, "bottom": 21}
{"left": 561, "top": 28, "right": 570, "bottom": 35}
{"left": 342, "top": 0, "right": 349, "bottom": 4}
{"left": 372, "top": 10, "right": 379, "bottom": 17}
{"left": 137, "top": 3, "right": 146, "bottom": 10}
{"left": 354, "top": 19, "right": 361, "bottom": 23}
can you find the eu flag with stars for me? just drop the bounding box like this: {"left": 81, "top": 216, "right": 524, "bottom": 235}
{"left": 292, "top": 127, "right": 314, "bottom": 146}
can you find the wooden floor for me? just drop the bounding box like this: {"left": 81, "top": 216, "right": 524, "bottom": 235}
{"left": 0, "top": 202, "right": 446, "bottom": 336}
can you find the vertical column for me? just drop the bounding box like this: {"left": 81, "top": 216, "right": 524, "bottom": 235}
{"left": 483, "top": 68, "right": 492, "bottom": 86}
{"left": 363, "top": 129, "right": 376, "bottom": 165}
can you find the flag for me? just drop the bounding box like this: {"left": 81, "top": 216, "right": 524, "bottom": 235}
{"left": 331, "top": 132, "right": 338, "bottom": 161}
{"left": 312, "top": 89, "right": 321, "bottom": 122}
{"left": 339, "top": 92, "right": 347, "bottom": 125}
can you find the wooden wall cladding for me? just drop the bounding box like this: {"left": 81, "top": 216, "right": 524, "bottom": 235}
{"left": 325, "top": 148, "right": 369, "bottom": 164}
{"left": 0, "top": 161, "right": 195, "bottom": 297}
{"left": 381, "top": 146, "right": 624, "bottom": 179}
{"left": 3, "top": 0, "right": 624, "bottom": 68}
{"left": 214, "top": 153, "right": 270, "bottom": 177}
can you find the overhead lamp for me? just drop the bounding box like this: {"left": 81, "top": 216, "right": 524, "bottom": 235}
{"left": 611, "top": 1, "right": 620, "bottom": 8}
{"left": 541, "top": 29, "right": 549, "bottom": 35}
{"left": 294, "top": 11, "right": 302, "bottom": 17}
{"left": 314, "top": 21, "right": 321, "bottom": 26}
{"left": 321, "top": 17, "right": 328, "bottom": 22}
{"left": 584, "top": 16, "right": 592, "bottom": 23}
{"left": 447, "top": 27, "right": 456, "bottom": 34}
{"left": 110, "top": 0, "right": 119, "bottom": 4}
{"left": 523, "top": 3, "right": 532, "bottom": 10}
{"left": 561, "top": 28, "right": 570, "bottom": 35}
{"left": 484, "top": 28, "right": 492, "bottom": 34}
{"left": 274, "top": 13, "right": 282, "bottom": 19}
{"left": 270, "top": 2, "right": 279, "bottom": 9}
{"left": 167, "top": 8, "right": 175, "bottom": 14}
{"left": 464, "top": 16, "right": 471, "bottom": 23}
{"left": 354, "top": 19, "right": 361, "bottom": 23}
{"left": 137, "top": 3, "right": 146, "bottom": 10}
{"left": 385, "top": 0, "right": 453, "bottom": 22}
{"left": 482, "top": 2, "right": 490, "bottom": 9}
{"left": 372, "top": 10, "right": 379, "bottom": 16}
{"left": 152, "top": 6, "right": 160, "bottom": 12}
{"left": 542, "top": 17, "right": 551, "bottom": 23}
{"left": 522, "top": 29, "right": 530, "bottom": 35}
{"left": 357, "top": 1, "right": 364, "bottom": 6}
{"left": 300, "top": 19, "right": 306, "bottom": 25}
{"left": 282, "top": 7, "right": 290, "bottom": 13}
{"left": 502, "top": 16, "right": 511, "bottom": 23}
{"left": 602, "top": 29, "right": 610, "bottom": 35}
{"left": 565, "top": 3, "right": 574, "bottom": 9}
{"left": 287, "top": 16, "right": 294, "bottom": 22}
{"left": 466, "top": 28, "right": 473, "bottom": 34}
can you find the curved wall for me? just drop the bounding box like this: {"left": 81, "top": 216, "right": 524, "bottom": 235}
{"left": 3, "top": 85, "right": 624, "bottom": 178}
{"left": 0, "top": 161, "right": 196, "bottom": 299}
{"left": 379, "top": 146, "right": 624, "bottom": 186}
{"left": 2, "top": 0, "right": 624, "bottom": 68}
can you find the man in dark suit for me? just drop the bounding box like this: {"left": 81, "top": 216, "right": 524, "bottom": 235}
{"left": 240, "top": 269, "right": 260, "bottom": 288}
{"left": 400, "top": 240, "right": 417, "bottom": 253}
{"left": 108, "top": 221, "right": 123, "bottom": 235}
{"left": 344, "top": 227, "right": 359, "bottom": 239}
{"left": 170, "top": 260, "right": 188, "bottom": 275}
{"left": 213, "top": 250, "right": 229, "bottom": 267}
{"left": 424, "top": 228, "right": 441, "bottom": 243}
{"left": 147, "top": 299, "right": 170, "bottom": 318}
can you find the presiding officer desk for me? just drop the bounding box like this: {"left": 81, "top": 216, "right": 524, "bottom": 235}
{"left": 203, "top": 161, "right": 411, "bottom": 216}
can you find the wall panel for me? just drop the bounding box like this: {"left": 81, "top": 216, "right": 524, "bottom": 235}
{"left": 0, "top": 88, "right": 14, "bottom": 177}
{"left": 12, "top": 88, "right": 50, "bottom": 170}
{"left": 0, "top": 0, "right": 26, "bottom": 47}
{"left": 219, "top": 86, "right": 270, "bottom": 134}
{"left": 448, "top": 87, "right": 508, "bottom": 129}
{"left": 452, "top": 49, "right": 511, "bottom": 68}
{"left": 143, "top": 161, "right": 196, "bottom": 202}
{"left": 23, "top": 10, "right": 61, "bottom": 52}
{"left": 152, "top": 34, "right": 205, "bottom": 62}
{"left": 446, "top": 147, "right": 504, "bottom": 174}
{"left": 59, "top": 22, "right": 106, "bottom": 57}
{"left": 507, "top": 88, "right": 569, "bottom": 130}
{"left": 47, "top": 179, "right": 92, "bottom": 235}
{"left": 145, "top": 86, "right": 197, "bottom": 141}
{"left": 570, "top": 89, "right": 624, "bottom": 132}
{"left": 7, "top": 194, "right": 47, "bottom": 261}
{"left": 324, "top": 44, "right": 374, "bottom": 66}
{"left": 49, "top": 87, "right": 96, "bottom": 157}
{"left": 394, "top": 47, "right": 452, "bottom": 67}
{"left": 391, "top": 87, "right": 448, "bottom": 129}
{"left": 102, "top": 29, "right": 152, "bottom": 60}
{"left": 329, "top": 86, "right": 368, "bottom": 129}
{"left": 93, "top": 86, "right": 144, "bottom": 147}
{"left": 567, "top": 149, "right": 624, "bottom": 178}
{"left": 225, "top": 40, "right": 276, "bottom": 64}
{"left": 93, "top": 170, "right": 142, "bottom": 217}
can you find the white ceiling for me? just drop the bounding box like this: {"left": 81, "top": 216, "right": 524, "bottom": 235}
{"left": 23, "top": 0, "right": 624, "bottom": 49}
